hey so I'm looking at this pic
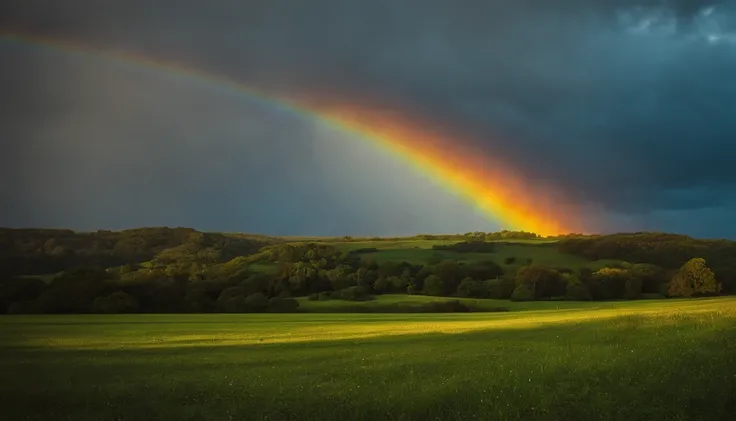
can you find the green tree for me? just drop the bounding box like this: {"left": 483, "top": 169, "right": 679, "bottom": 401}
{"left": 487, "top": 277, "right": 515, "bottom": 299}
{"left": 515, "top": 265, "right": 565, "bottom": 299}
{"left": 325, "top": 265, "right": 355, "bottom": 291}
{"left": 628, "top": 263, "right": 667, "bottom": 293}
{"left": 589, "top": 267, "right": 629, "bottom": 299}
{"left": 465, "top": 260, "right": 503, "bottom": 281}
{"left": 423, "top": 275, "right": 445, "bottom": 296}
{"left": 432, "top": 261, "right": 465, "bottom": 293}
{"left": 373, "top": 277, "right": 391, "bottom": 294}
{"left": 669, "top": 258, "right": 721, "bottom": 297}
{"left": 455, "top": 278, "right": 482, "bottom": 298}
{"left": 388, "top": 275, "right": 409, "bottom": 292}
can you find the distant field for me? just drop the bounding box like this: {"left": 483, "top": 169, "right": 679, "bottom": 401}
{"left": 2, "top": 297, "right": 734, "bottom": 420}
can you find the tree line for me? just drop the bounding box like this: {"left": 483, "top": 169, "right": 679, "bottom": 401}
{"left": 0, "top": 228, "right": 730, "bottom": 314}
{"left": 557, "top": 232, "right": 736, "bottom": 294}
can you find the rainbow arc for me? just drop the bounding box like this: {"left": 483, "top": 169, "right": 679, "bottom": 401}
{"left": 0, "top": 33, "right": 588, "bottom": 236}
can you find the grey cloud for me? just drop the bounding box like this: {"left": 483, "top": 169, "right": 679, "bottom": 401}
{"left": 1, "top": 0, "right": 736, "bottom": 237}
{"left": 0, "top": 40, "right": 490, "bottom": 235}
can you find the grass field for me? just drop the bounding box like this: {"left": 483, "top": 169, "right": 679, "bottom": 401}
{"left": 2, "top": 298, "right": 735, "bottom": 421}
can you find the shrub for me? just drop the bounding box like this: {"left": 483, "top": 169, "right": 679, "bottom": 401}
{"left": 307, "top": 293, "right": 319, "bottom": 301}
{"left": 504, "top": 257, "right": 516, "bottom": 265}
{"left": 318, "top": 291, "right": 332, "bottom": 301}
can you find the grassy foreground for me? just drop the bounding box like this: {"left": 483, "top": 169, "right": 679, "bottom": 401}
{"left": 1, "top": 298, "right": 735, "bottom": 421}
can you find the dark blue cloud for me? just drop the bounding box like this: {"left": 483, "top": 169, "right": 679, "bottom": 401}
{"left": 1, "top": 1, "right": 735, "bottom": 237}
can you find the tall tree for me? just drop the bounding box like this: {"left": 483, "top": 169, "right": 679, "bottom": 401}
{"left": 669, "top": 258, "right": 721, "bottom": 297}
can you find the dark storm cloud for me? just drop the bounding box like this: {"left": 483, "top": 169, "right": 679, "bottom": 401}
{"left": 1, "top": 0, "right": 735, "bottom": 237}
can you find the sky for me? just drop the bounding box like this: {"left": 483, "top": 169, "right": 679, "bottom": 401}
{"left": 1, "top": 0, "right": 735, "bottom": 238}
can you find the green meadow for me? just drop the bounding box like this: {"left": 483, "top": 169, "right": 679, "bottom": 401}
{"left": 2, "top": 297, "right": 735, "bottom": 421}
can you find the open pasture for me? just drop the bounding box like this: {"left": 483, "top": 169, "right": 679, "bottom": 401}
{"left": 1, "top": 298, "right": 735, "bottom": 420}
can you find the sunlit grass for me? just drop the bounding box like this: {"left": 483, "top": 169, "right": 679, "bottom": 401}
{"left": 8, "top": 298, "right": 732, "bottom": 350}
{"left": 1, "top": 297, "right": 735, "bottom": 420}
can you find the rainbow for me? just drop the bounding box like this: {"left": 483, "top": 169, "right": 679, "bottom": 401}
{"left": 0, "top": 33, "right": 587, "bottom": 236}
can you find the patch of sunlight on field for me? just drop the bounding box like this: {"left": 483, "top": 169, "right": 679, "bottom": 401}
{"left": 18, "top": 298, "right": 735, "bottom": 351}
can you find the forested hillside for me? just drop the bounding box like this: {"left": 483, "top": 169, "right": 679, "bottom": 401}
{"left": 0, "top": 227, "right": 280, "bottom": 275}
{"left": 557, "top": 233, "right": 736, "bottom": 293}
{"left": 0, "top": 228, "right": 732, "bottom": 314}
